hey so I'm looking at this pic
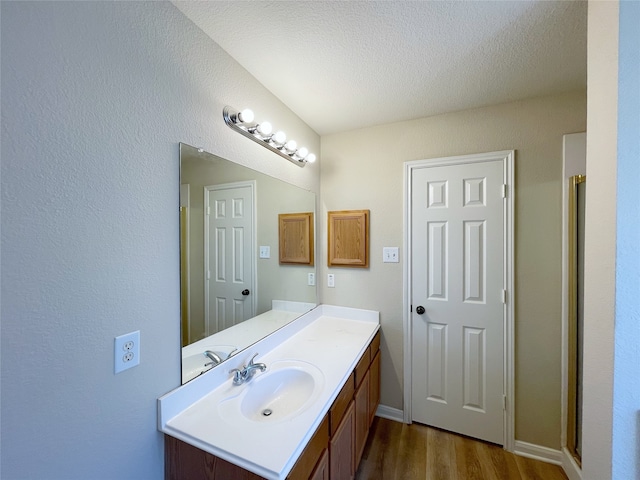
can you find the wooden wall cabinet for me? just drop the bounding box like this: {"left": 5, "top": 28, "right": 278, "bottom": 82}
{"left": 327, "top": 210, "right": 369, "bottom": 268}
{"left": 164, "top": 331, "right": 381, "bottom": 480}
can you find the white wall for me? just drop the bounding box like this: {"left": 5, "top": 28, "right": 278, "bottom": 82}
{"left": 581, "top": 1, "right": 619, "bottom": 478}
{"left": 0, "top": 2, "right": 319, "bottom": 478}
{"left": 611, "top": 1, "right": 640, "bottom": 478}
{"left": 320, "top": 91, "right": 587, "bottom": 449}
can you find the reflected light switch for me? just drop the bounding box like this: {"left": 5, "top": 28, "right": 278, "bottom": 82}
{"left": 259, "top": 246, "right": 270, "bottom": 259}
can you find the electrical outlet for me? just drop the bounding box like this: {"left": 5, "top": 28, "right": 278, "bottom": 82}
{"left": 308, "top": 272, "right": 315, "bottom": 286}
{"left": 328, "top": 273, "right": 335, "bottom": 288}
{"left": 115, "top": 330, "right": 140, "bottom": 374}
{"left": 383, "top": 247, "right": 400, "bottom": 263}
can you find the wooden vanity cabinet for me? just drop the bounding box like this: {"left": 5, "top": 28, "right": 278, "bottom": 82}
{"left": 165, "top": 435, "right": 264, "bottom": 480}
{"left": 354, "top": 330, "right": 380, "bottom": 467}
{"left": 287, "top": 416, "right": 329, "bottom": 480}
{"left": 329, "top": 401, "right": 355, "bottom": 479}
{"left": 368, "top": 350, "right": 380, "bottom": 426}
{"left": 354, "top": 371, "right": 370, "bottom": 466}
{"left": 309, "top": 449, "right": 329, "bottom": 480}
{"left": 164, "top": 331, "right": 381, "bottom": 480}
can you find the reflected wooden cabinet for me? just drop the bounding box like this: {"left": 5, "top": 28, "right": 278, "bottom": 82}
{"left": 165, "top": 331, "right": 381, "bottom": 480}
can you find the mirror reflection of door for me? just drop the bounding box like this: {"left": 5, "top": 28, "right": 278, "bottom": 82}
{"left": 204, "top": 181, "right": 256, "bottom": 335}
{"left": 567, "top": 174, "right": 585, "bottom": 466}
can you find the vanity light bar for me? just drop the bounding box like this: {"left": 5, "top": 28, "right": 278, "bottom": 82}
{"left": 223, "top": 106, "right": 316, "bottom": 168}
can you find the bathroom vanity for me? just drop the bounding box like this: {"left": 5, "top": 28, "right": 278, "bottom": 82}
{"left": 159, "top": 305, "right": 380, "bottom": 480}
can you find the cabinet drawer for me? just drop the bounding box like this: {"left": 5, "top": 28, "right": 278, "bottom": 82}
{"left": 371, "top": 331, "right": 380, "bottom": 355}
{"left": 354, "top": 346, "right": 370, "bottom": 388}
{"left": 329, "top": 372, "right": 355, "bottom": 437}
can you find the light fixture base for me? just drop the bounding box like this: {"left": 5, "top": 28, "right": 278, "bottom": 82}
{"left": 223, "top": 106, "right": 308, "bottom": 168}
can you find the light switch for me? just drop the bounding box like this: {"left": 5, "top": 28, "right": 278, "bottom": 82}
{"left": 383, "top": 247, "right": 399, "bottom": 263}
{"left": 259, "top": 246, "right": 270, "bottom": 259}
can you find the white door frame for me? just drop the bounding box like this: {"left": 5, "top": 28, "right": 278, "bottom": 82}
{"left": 403, "top": 150, "right": 515, "bottom": 451}
{"left": 203, "top": 180, "right": 257, "bottom": 337}
{"left": 180, "top": 183, "right": 191, "bottom": 344}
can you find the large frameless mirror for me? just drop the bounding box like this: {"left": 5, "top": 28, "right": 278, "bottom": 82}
{"left": 179, "top": 143, "right": 317, "bottom": 383}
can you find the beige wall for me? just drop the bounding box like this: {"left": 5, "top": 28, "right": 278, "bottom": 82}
{"left": 582, "top": 1, "right": 619, "bottom": 478}
{"left": 319, "top": 90, "right": 586, "bottom": 449}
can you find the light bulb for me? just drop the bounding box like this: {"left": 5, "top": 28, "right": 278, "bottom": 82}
{"left": 237, "top": 108, "right": 254, "bottom": 124}
{"left": 284, "top": 140, "right": 297, "bottom": 153}
{"left": 271, "top": 131, "right": 286, "bottom": 146}
{"left": 256, "top": 121, "right": 272, "bottom": 137}
{"left": 296, "top": 147, "right": 309, "bottom": 159}
{"left": 306, "top": 153, "right": 316, "bottom": 163}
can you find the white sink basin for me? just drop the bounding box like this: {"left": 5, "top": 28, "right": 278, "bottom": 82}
{"left": 218, "top": 360, "right": 324, "bottom": 423}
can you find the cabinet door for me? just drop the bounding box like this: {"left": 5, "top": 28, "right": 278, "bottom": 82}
{"left": 368, "top": 350, "right": 381, "bottom": 426}
{"left": 354, "top": 371, "right": 370, "bottom": 467}
{"left": 330, "top": 401, "right": 355, "bottom": 480}
{"left": 309, "top": 449, "right": 329, "bottom": 480}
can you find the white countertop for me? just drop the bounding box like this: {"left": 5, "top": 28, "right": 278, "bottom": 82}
{"left": 159, "top": 304, "right": 379, "bottom": 479}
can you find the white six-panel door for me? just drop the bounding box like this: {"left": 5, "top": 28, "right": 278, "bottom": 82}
{"left": 409, "top": 155, "right": 511, "bottom": 446}
{"left": 204, "top": 182, "right": 255, "bottom": 335}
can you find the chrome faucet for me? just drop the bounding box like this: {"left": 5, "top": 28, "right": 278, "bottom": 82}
{"left": 230, "top": 353, "right": 267, "bottom": 385}
{"left": 203, "top": 350, "right": 223, "bottom": 367}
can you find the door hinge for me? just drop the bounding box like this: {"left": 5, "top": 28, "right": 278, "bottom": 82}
{"left": 501, "top": 184, "right": 508, "bottom": 198}
{"left": 501, "top": 289, "right": 507, "bottom": 304}
{"left": 502, "top": 395, "right": 507, "bottom": 411}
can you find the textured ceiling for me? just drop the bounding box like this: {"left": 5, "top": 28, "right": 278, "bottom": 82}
{"left": 173, "top": 1, "right": 587, "bottom": 135}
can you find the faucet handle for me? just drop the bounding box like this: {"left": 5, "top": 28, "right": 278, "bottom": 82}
{"left": 248, "top": 353, "right": 260, "bottom": 366}
{"left": 229, "top": 368, "right": 244, "bottom": 385}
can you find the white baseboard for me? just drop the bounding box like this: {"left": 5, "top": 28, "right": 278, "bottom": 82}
{"left": 514, "top": 440, "right": 563, "bottom": 465}
{"left": 375, "top": 404, "right": 404, "bottom": 423}
{"left": 561, "top": 447, "right": 582, "bottom": 480}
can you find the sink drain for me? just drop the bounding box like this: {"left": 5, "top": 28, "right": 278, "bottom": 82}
{"left": 262, "top": 409, "right": 273, "bottom": 417}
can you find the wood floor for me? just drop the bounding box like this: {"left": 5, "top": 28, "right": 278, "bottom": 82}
{"left": 356, "top": 417, "right": 568, "bottom": 480}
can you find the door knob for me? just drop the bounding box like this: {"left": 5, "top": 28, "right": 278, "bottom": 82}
{"left": 241, "top": 289, "right": 250, "bottom": 296}
{"left": 416, "top": 305, "right": 425, "bottom": 315}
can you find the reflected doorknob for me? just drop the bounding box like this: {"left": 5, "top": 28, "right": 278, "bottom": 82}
{"left": 416, "top": 306, "right": 425, "bottom": 315}
{"left": 241, "top": 289, "right": 250, "bottom": 296}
